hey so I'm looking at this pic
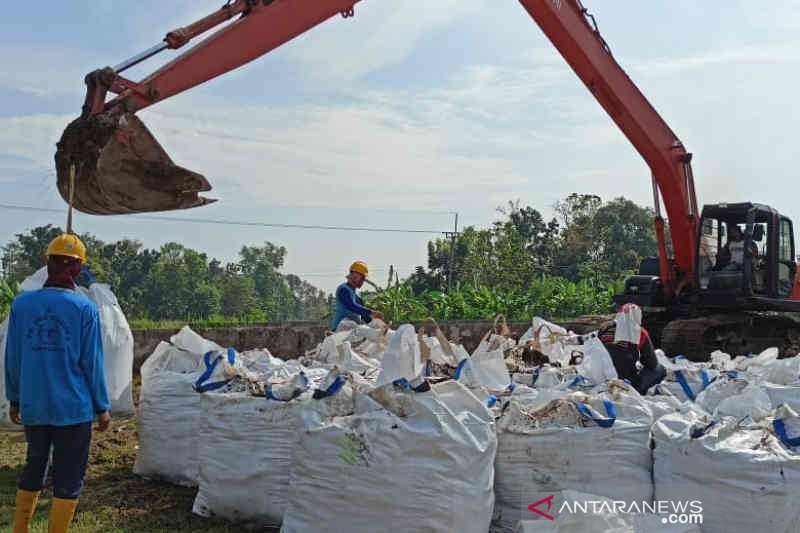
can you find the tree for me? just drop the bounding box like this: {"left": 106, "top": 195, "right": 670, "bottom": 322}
{"left": 236, "top": 244, "right": 294, "bottom": 320}
{"left": 553, "top": 194, "right": 656, "bottom": 282}
{"left": 553, "top": 193, "right": 602, "bottom": 228}
{"left": 141, "top": 243, "right": 218, "bottom": 320}
{"left": 0, "top": 226, "right": 329, "bottom": 322}
{"left": 410, "top": 201, "right": 560, "bottom": 292}
{"left": 493, "top": 201, "right": 560, "bottom": 285}
{"left": 220, "top": 275, "right": 260, "bottom": 319}
{"left": 593, "top": 197, "right": 657, "bottom": 276}
{"left": 239, "top": 243, "right": 286, "bottom": 272}
{"left": 285, "top": 274, "right": 329, "bottom": 320}
{"left": 1, "top": 225, "right": 63, "bottom": 281}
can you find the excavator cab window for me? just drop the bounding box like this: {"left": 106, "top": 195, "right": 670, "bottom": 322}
{"left": 698, "top": 218, "right": 720, "bottom": 289}
{"left": 750, "top": 222, "right": 768, "bottom": 293}
{"left": 698, "top": 204, "right": 795, "bottom": 300}
{"left": 777, "top": 217, "right": 795, "bottom": 297}
{"left": 697, "top": 212, "right": 759, "bottom": 294}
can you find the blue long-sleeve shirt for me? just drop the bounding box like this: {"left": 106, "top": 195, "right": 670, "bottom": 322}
{"left": 5, "top": 288, "right": 110, "bottom": 426}
{"left": 331, "top": 282, "right": 372, "bottom": 330}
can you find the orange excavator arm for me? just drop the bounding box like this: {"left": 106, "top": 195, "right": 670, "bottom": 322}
{"left": 56, "top": 0, "right": 360, "bottom": 216}
{"left": 57, "top": 0, "right": 697, "bottom": 297}
{"left": 82, "top": 0, "right": 361, "bottom": 116}
{"left": 518, "top": 0, "right": 699, "bottom": 297}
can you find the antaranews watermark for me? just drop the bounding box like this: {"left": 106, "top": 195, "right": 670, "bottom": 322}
{"left": 529, "top": 495, "right": 703, "bottom": 524}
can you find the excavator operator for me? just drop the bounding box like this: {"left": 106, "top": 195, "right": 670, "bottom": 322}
{"left": 599, "top": 303, "right": 666, "bottom": 394}
{"left": 717, "top": 224, "right": 758, "bottom": 271}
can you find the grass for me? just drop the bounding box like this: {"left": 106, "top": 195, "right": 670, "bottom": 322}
{"left": 127, "top": 318, "right": 274, "bottom": 330}
{"left": 0, "top": 379, "right": 278, "bottom": 533}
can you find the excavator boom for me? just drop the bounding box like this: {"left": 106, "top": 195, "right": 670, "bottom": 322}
{"left": 55, "top": 0, "right": 360, "bottom": 215}
{"left": 518, "top": 0, "right": 699, "bottom": 296}
{"left": 58, "top": 0, "right": 698, "bottom": 296}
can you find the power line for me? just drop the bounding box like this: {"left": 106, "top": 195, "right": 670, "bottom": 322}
{"left": 0, "top": 204, "right": 446, "bottom": 234}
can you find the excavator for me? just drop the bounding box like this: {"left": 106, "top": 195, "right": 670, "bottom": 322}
{"left": 54, "top": 0, "right": 800, "bottom": 360}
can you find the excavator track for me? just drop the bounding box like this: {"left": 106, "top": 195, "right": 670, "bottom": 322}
{"left": 661, "top": 313, "right": 800, "bottom": 362}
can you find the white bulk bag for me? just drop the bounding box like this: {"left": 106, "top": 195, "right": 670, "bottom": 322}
{"left": 0, "top": 317, "right": 11, "bottom": 428}
{"left": 743, "top": 353, "right": 800, "bottom": 385}
{"left": 709, "top": 350, "right": 737, "bottom": 372}
{"left": 192, "top": 374, "right": 356, "bottom": 527}
{"left": 376, "top": 324, "right": 423, "bottom": 386}
{"left": 520, "top": 318, "right": 574, "bottom": 367}
{"left": 87, "top": 283, "right": 134, "bottom": 415}
{"left": 577, "top": 335, "right": 617, "bottom": 385}
{"left": 133, "top": 327, "right": 223, "bottom": 486}
{"left": 332, "top": 341, "right": 380, "bottom": 373}
{"left": 493, "top": 391, "right": 653, "bottom": 533}
{"left": 192, "top": 392, "right": 299, "bottom": 526}
{"left": 653, "top": 407, "right": 800, "bottom": 533}
{"left": 19, "top": 267, "right": 47, "bottom": 291}
{"left": 457, "top": 348, "right": 511, "bottom": 391}
{"left": 695, "top": 376, "right": 772, "bottom": 419}
{"left": 514, "top": 490, "right": 701, "bottom": 533}
{"left": 280, "top": 380, "right": 497, "bottom": 533}
{"left": 533, "top": 365, "right": 565, "bottom": 389}
{"left": 736, "top": 347, "right": 779, "bottom": 371}
{"left": 764, "top": 382, "right": 800, "bottom": 413}
{"left": 651, "top": 357, "right": 718, "bottom": 403}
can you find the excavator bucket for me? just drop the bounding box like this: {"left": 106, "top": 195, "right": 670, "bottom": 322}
{"left": 55, "top": 112, "right": 215, "bottom": 215}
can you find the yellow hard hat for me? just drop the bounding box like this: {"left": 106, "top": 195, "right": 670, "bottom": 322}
{"left": 47, "top": 233, "right": 87, "bottom": 262}
{"left": 349, "top": 261, "right": 369, "bottom": 277}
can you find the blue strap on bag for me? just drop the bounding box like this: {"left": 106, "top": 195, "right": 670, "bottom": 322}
{"left": 195, "top": 348, "right": 236, "bottom": 393}
{"left": 575, "top": 399, "right": 617, "bottom": 428}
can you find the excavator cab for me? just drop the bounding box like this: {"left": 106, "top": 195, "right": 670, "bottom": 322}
{"left": 696, "top": 203, "right": 798, "bottom": 306}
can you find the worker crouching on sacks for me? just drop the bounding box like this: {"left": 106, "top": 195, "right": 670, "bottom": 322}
{"left": 6, "top": 234, "right": 111, "bottom": 533}
{"left": 331, "top": 261, "right": 384, "bottom": 331}
{"left": 599, "top": 303, "right": 666, "bottom": 394}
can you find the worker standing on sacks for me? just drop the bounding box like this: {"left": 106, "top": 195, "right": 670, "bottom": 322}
{"left": 5, "top": 234, "right": 111, "bottom": 533}
{"left": 331, "top": 261, "right": 383, "bottom": 331}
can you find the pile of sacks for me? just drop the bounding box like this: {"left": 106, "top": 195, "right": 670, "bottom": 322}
{"left": 0, "top": 267, "right": 135, "bottom": 429}
{"left": 135, "top": 322, "right": 498, "bottom": 532}
{"left": 134, "top": 315, "right": 800, "bottom": 533}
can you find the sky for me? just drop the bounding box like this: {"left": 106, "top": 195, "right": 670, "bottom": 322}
{"left": 1, "top": 0, "right": 799, "bottom": 291}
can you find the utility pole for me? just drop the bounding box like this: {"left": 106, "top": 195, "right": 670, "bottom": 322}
{"left": 443, "top": 212, "right": 460, "bottom": 292}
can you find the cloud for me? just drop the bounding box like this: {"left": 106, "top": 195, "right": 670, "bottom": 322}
{"left": 632, "top": 45, "right": 800, "bottom": 77}
{"left": 0, "top": 47, "right": 96, "bottom": 97}
{"left": 1, "top": 21, "right": 799, "bottom": 233}
{"left": 284, "top": 0, "right": 483, "bottom": 83}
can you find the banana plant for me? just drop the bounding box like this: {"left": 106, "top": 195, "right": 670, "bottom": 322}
{"left": 0, "top": 279, "right": 21, "bottom": 322}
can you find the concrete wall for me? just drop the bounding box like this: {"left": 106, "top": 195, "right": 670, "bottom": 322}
{"left": 132, "top": 320, "right": 543, "bottom": 366}
{"left": 131, "top": 317, "right": 608, "bottom": 366}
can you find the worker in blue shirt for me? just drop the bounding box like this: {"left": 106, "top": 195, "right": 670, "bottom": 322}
{"left": 6, "top": 234, "right": 111, "bottom": 533}
{"left": 331, "top": 261, "right": 383, "bottom": 331}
